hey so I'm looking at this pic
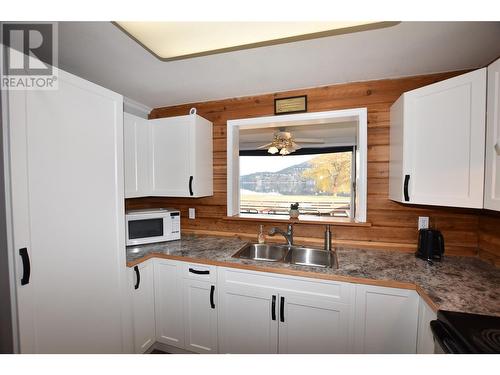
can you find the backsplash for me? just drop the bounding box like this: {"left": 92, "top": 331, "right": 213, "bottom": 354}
{"left": 125, "top": 70, "right": 495, "bottom": 259}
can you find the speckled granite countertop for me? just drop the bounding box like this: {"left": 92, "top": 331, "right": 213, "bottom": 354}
{"left": 126, "top": 234, "right": 500, "bottom": 317}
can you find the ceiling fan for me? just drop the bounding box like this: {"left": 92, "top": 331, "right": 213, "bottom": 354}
{"left": 256, "top": 128, "right": 325, "bottom": 155}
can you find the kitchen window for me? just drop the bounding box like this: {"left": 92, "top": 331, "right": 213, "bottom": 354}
{"left": 227, "top": 108, "right": 367, "bottom": 223}
{"left": 239, "top": 148, "right": 355, "bottom": 218}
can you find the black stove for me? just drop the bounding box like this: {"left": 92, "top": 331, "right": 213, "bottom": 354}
{"left": 430, "top": 310, "right": 500, "bottom": 354}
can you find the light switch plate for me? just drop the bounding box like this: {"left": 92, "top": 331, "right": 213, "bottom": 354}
{"left": 188, "top": 208, "right": 196, "bottom": 219}
{"left": 418, "top": 216, "right": 429, "bottom": 230}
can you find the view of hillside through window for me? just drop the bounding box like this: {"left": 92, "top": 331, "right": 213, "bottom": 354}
{"left": 239, "top": 151, "right": 352, "bottom": 217}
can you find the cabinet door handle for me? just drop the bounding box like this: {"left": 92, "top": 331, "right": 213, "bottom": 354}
{"left": 134, "top": 265, "right": 140, "bottom": 290}
{"left": 189, "top": 175, "right": 194, "bottom": 196}
{"left": 495, "top": 141, "right": 500, "bottom": 156}
{"left": 271, "top": 295, "right": 276, "bottom": 321}
{"left": 189, "top": 268, "right": 209, "bottom": 275}
{"left": 403, "top": 174, "right": 410, "bottom": 202}
{"left": 19, "top": 248, "right": 30, "bottom": 285}
{"left": 280, "top": 296, "right": 285, "bottom": 322}
{"left": 210, "top": 285, "right": 215, "bottom": 309}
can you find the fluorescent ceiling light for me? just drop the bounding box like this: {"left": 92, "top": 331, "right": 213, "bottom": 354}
{"left": 115, "top": 21, "right": 397, "bottom": 61}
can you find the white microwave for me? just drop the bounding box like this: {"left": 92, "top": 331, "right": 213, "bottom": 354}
{"left": 125, "top": 208, "right": 180, "bottom": 246}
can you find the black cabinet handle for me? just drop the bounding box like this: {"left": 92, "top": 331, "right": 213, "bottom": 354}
{"left": 134, "top": 265, "right": 140, "bottom": 290}
{"left": 280, "top": 296, "right": 285, "bottom": 322}
{"left": 189, "top": 268, "right": 209, "bottom": 275}
{"left": 210, "top": 285, "right": 215, "bottom": 309}
{"left": 19, "top": 248, "right": 30, "bottom": 285}
{"left": 404, "top": 174, "right": 410, "bottom": 202}
{"left": 189, "top": 176, "right": 194, "bottom": 196}
{"left": 271, "top": 295, "right": 276, "bottom": 321}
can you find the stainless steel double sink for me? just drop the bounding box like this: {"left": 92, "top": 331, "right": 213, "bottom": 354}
{"left": 233, "top": 243, "right": 338, "bottom": 268}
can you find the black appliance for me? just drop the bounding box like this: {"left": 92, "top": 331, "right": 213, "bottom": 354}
{"left": 430, "top": 310, "right": 500, "bottom": 354}
{"left": 416, "top": 229, "right": 444, "bottom": 263}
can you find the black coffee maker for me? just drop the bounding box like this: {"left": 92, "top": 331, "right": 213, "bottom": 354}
{"left": 416, "top": 229, "right": 445, "bottom": 264}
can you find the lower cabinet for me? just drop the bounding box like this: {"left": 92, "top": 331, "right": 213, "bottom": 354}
{"left": 182, "top": 263, "right": 218, "bottom": 353}
{"left": 153, "top": 259, "right": 218, "bottom": 353}
{"left": 130, "top": 259, "right": 430, "bottom": 354}
{"left": 154, "top": 259, "right": 185, "bottom": 349}
{"left": 417, "top": 297, "right": 437, "bottom": 354}
{"left": 130, "top": 260, "right": 156, "bottom": 353}
{"left": 353, "top": 284, "right": 419, "bottom": 353}
{"left": 217, "top": 267, "right": 354, "bottom": 354}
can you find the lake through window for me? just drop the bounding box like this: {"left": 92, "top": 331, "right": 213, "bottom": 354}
{"left": 239, "top": 148, "right": 354, "bottom": 218}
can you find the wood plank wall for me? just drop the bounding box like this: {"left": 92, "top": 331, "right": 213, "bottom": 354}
{"left": 478, "top": 211, "right": 500, "bottom": 266}
{"left": 126, "top": 70, "right": 486, "bottom": 257}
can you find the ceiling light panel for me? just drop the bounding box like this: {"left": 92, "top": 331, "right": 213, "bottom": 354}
{"left": 115, "top": 21, "right": 386, "bottom": 61}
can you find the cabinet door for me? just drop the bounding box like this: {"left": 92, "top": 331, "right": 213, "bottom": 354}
{"left": 8, "top": 69, "right": 127, "bottom": 353}
{"left": 485, "top": 58, "right": 500, "bottom": 211}
{"left": 217, "top": 270, "right": 278, "bottom": 353}
{"left": 416, "top": 297, "right": 437, "bottom": 354}
{"left": 154, "top": 259, "right": 185, "bottom": 349}
{"left": 182, "top": 279, "right": 218, "bottom": 353}
{"left": 403, "top": 69, "right": 486, "bottom": 208}
{"left": 150, "top": 116, "right": 191, "bottom": 196}
{"left": 278, "top": 291, "right": 352, "bottom": 354}
{"left": 354, "top": 284, "right": 419, "bottom": 354}
{"left": 124, "top": 113, "right": 151, "bottom": 198}
{"left": 130, "top": 261, "right": 156, "bottom": 353}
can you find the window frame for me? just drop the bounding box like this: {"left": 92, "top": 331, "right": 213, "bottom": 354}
{"left": 227, "top": 108, "right": 367, "bottom": 222}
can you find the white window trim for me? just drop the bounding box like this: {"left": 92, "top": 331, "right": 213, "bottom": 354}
{"left": 227, "top": 108, "right": 367, "bottom": 222}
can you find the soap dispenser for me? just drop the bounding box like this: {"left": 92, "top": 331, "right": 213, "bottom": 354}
{"left": 258, "top": 225, "right": 266, "bottom": 244}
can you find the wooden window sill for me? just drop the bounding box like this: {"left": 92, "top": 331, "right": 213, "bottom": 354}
{"left": 222, "top": 214, "right": 372, "bottom": 227}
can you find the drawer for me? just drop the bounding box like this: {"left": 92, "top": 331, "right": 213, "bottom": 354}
{"left": 181, "top": 262, "right": 217, "bottom": 282}
{"left": 218, "top": 267, "right": 352, "bottom": 304}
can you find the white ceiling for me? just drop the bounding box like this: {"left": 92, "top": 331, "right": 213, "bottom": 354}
{"left": 58, "top": 21, "right": 500, "bottom": 109}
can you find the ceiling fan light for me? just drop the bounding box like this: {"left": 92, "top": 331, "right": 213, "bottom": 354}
{"left": 268, "top": 146, "right": 279, "bottom": 154}
{"left": 279, "top": 148, "right": 290, "bottom": 155}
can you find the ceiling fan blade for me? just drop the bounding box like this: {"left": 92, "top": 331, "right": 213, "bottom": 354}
{"left": 295, "top": 138, "right": 325, "bottom": 144}
{"left": 294, "top": 138, "right": 325, "bottom": 144}
{"left": 256, "top": 142, "right": 272, "bottom": 149}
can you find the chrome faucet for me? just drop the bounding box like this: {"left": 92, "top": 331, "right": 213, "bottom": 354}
{"left": 268, "top": 224, "right": 294, "bottom": 246}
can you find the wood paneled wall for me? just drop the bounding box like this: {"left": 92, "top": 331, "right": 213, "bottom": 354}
{"left": 478, "top": 211, "right": 500, "bottom": 266}
{"left": 126, "top": 71, "right": 486, "bottom": 257}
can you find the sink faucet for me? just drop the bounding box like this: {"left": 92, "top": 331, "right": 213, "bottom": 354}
{"left": 268, "top": 224, "right": 294, "bottom": 246}
{"left": 324, "top": 225, "right": 339, "bottom": 269}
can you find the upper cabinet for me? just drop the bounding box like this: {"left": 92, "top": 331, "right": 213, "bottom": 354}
{"left": 389, "top": 69, "right": 487, "bottom": 208}
{"left": 484, "top": 58, "right": 500, "bottom": 211}
{"left": 124, "top": 113, "right": 213, "bottom": 198}
{"left": 124, "top": 113, "right": 152, "bottom": 198}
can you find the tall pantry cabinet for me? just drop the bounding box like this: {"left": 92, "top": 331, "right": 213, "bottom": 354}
{"left": 4, "top": 69, "right": 128, "bottom": 353}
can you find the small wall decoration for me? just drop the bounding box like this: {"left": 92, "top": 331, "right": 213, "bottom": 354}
{"left": 274, "top": 95, "right": 307, "bottom": 115}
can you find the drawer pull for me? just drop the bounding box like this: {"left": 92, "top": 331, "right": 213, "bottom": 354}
{"left": 189, "top": 268, "right": 209, "bottom": 275}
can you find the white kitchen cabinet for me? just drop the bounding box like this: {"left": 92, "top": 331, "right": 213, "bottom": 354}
{"left": 150, "top": 115, "right": 213, "bottom": 197}
{"left": 389, "top": 69, "right": 487, "bottom": 208}
{"left": 278, "top": 289, "right": 353, "bottom": 354}
{"left": 416, "top": 297, "right": 437, "bottom": 354}
{"left": 6, "top": 69, "right": 128, "bottom": 353}
{"left": 123, "top": 113, "right": 213, "bottom": 198}
{"left": 484, "top": 58, "right": 500, "bottom": 211}
{"left": 130, "top": 260, "right": 155, "bottom": 353}
{"left": 217, "top": 267, "right": 353, "bottom": 354}
{"left": 353, "top": 284, "right": 419, "bottom": 354}
{"left": 154, "top": 259, "right": 185, "bottom": 349}
{"left": 124, "top": 113, "right": 152, "bottom": 198}
{"left": 218, "top": 280, "right": 278, "bottom": 354}
{"left": 182, "top": 278, "right": 218, "bottom": 353}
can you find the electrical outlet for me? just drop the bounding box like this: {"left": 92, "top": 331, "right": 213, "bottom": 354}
{"left": 418, "top": 216, "right": 429, "bottom": 230}
{"left": 188, "top": 208, "right": 196, "bottom": 219}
